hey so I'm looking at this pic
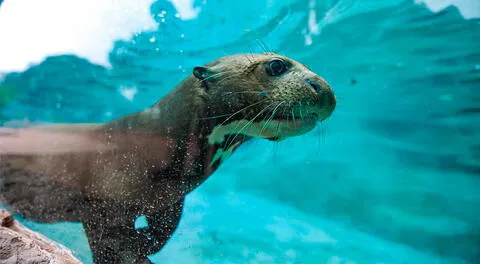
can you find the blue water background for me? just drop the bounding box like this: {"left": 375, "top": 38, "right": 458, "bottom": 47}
{"left": 1, "top": 0, "right": 479, "bottom": 263}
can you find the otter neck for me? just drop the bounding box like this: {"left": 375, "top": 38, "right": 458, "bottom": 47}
{"left": 104, "top": 79, "right": 249, "bottom": 192}
{"left": 137, "top": 109, "right": 249, "bottom": 192}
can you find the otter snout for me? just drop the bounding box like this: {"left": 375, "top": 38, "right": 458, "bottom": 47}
{"left": 305, "top": 78, "right": 336, "bottom": 121}
{"left": 305, "top": 78, "right": 333, "bottom": 94}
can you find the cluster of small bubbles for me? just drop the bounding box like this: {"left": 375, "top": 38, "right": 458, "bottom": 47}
{"left": 149, "top": 36, "right": 156, "bottom": 43}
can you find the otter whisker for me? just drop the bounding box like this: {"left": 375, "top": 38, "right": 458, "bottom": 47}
{"left": 223, "top": 111, "right": 256, "bottom": 150}
{"left": 216, "top": 74, "right": 242, "bottom": 86}
{"left": 222, "top": 91, "right": 271, "bottom": 97}
{"left": 272, "top": 106, "right": 286, "bottom": 161}
{"left": 285, "top": 101, "right": 293, "bottom": 129}
{"left": 256, "top": 38, "right": 273, "bottom": 54}
{"left": 199, "top": 98, "right": 267, "bottom": 132}
{"left": 298, "top": 102, "right": 305, "bottom": 121}
{"left": 201, "top": 70, "right": 233, "bottom": 82}
{"left": 204, "top": 69, "right": 245, "bottom": 85}
{"left": 216, "top": 98, "right": 268, "bottom": 127}
{"left": 279, "top": 103, "right": 291, "bottom": 135}
{"left": 316, "top": 121, "right": 323, "bottom": 155}
{"left": 224, "top": 101, "right": 277, "bottom": 148}
{"left": 291, "top": 107, "right": 297, "bottom": 128}
{"left": 259, "top": 101, "right": 287, "bottom": 163}
{"left": 224, "top": 102, "right": 277, "bottom": 149}
{"left": 262, "top": 40, "right": 273, "bottom": 54}
{"left": 255, "top": 38, "right": 267, "bottom": 53}
{"left": 243, "top": 53, "right": 253, "bottom": 64}
{"left": 273, "top": 103, "right": 291, "bottom": 160}
{"left": 315, "top": 120, "right": 329, "bottom": 155}
{"left": 198, "top": 113, "right": 238, "bottom": 121}
{"left": 259, "top": 101, "right": 286, "bottom": 136}
{"left": 249, "top": 53, "right": 256, "bottom": 63}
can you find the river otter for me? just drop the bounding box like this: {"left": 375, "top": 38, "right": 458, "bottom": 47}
{"left": 0, "top": 53, "right": 336, "bottom": 263}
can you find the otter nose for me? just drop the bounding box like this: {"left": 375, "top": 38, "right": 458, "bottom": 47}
{"left": 305, "top": 79, "right": 322, "bottom": 93}
{"left": 306, "top": 78, "right": 336, "bottom": 117}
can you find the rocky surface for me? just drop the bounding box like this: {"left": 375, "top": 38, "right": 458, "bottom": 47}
{"left": 0, "top": 210, "right": 82, "bottom": 264}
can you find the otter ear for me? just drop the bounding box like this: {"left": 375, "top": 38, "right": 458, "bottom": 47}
{"left": 193, "top": 66, "right": 215, "bottom": 81}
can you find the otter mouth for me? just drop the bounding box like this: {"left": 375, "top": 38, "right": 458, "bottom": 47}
{"left": 206, "top": 112, "right": 321, "bottom": 145}
{"left": 273, "top": 112, "right": 319, "bottom": 124}
{"left": 207, "top": 97, "right": 335, "bottom": 145}
{"left": 264, "top": 113, "right": 319, "bottom": 141}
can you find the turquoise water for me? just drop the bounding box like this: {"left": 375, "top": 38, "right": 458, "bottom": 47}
{"left": 1, "top": 0, "right": 479, "bottom": 263}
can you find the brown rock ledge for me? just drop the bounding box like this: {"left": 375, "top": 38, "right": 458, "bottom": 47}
{"left": 0, "top": 210, "right": 82, "bottom": 264}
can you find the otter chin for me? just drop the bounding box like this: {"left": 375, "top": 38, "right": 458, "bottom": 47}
{"left": 1, "top": 52, "right": 335, "bottom": 264}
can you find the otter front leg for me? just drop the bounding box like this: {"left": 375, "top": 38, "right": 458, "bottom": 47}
{"left": 82, "top": 199, "right": 184, "bottom": 264}
{"left": 141, "top": 199, "right": 185, "bottom": 255}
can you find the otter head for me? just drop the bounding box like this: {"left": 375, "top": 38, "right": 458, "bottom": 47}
{"left": 192, "top": 53, "right": 336, "bottom": 145}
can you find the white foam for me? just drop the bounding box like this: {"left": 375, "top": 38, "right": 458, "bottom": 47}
{"left": 0, "top": 0, "right": 157, "bottom": 72}
{"left": 416, "top": 0, "right": 480, "bottom": 19}
{"left": 168, "top": 0, "right": 201, "bottom": 20}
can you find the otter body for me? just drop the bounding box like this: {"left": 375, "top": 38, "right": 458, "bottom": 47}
{"left": 0, "top": 53, "right": 335, "bottom": 263}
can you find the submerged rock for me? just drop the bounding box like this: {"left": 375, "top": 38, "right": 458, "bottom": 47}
{"left": 0, "top": 210, "right": 82, "bottom": 264}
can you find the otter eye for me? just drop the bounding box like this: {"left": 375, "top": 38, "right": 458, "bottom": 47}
{"left": 265, "top": 58, "right": 287, "bottom": 76}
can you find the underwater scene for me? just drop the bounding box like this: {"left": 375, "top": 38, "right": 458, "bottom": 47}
{"left": 0, "top": 0, "right": 479, "bottom": 263}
